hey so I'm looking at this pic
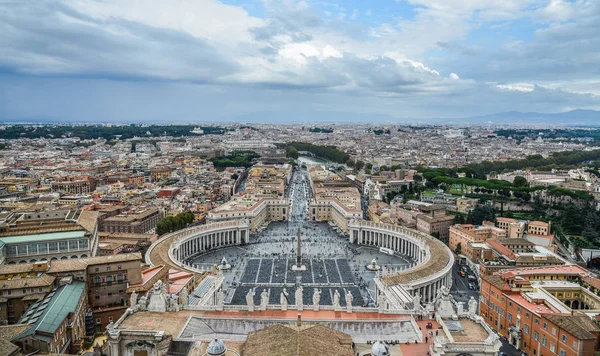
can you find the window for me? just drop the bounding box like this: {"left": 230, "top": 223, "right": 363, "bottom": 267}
{"left": 523, "top": 325, "right": 529, "bottom": 334}
{"left": 107, "top": 266, "right": 111, "bottom": 272}
{"left": 535, "top": 319, "right": 539, "bottom": 324}
{"left": 573, "top": 341, "right": 578, "bottom": 349}
{"left": 562, "top": 334, "right": 567, "bottom": 342}
{"left": 552, "top": 328, "right": 557, "bottom": 336}
{"left": 118, "top": 265, "right": 122, "bottom": 270}
{"left": 541, "top": 336, "right": 546, "bottom": 346}
{"left": 559, "top": 350, "right": 566, "bottom": 356}
{"left": 96, "top": 318, "right": 101, "bottom": 325}
{"left": 95, "top": 295, "right": 99, "bottom": 300}
{"left": 108, "top": 316, "right": 113, "bottom": 322}
{"left": 508, "top": 313, "right": 512, "bottom": 322}
{"left": 543, "top": 322, "right": 548, "bottom": 330}
{"left": 533, "top": 331, "right": 539, "bottom": 341}
{"left": 95, "top": 268, "right": 99, "bottom": 273}
{"left": 550, "top": 343, "right": 555, "bottom": 352}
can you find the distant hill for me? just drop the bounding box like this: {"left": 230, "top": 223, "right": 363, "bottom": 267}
{"left": 453, "top": 109, "right": 600, "bottom": 126}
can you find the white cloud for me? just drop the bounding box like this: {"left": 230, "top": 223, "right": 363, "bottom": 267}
{"left": 0, "top": 0, "right": 599, "bottom": 120}
{"left": 495, "top": 83, "right": 535, "bottom": 92}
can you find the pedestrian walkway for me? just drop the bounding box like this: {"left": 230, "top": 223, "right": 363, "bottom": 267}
{"left": 398, "top": 319, "right": 441, "bottom": 356}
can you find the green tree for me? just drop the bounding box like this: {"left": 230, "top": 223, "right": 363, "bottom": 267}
{"left": 286, "top": 146, "right": 299, "bottom": 159}
{"left": 455, "top": 242, "right": 462, "bottom": 255}
{"left": 513, "top": 176, "right": 529, "bottom": 187}
{"left": 466, "top": 205, "right": 496, "bottom": 225}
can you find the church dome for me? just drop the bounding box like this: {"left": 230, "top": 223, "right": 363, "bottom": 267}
{"left": 207, "top": 339, "right": 227, "bottom": 356}
{"left": 370, "top": 341, "right": 389, "bottom": 356}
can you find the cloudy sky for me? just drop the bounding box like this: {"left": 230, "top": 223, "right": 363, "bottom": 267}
{"left": 0, "top": 0, "right": 599, "bottom": 123}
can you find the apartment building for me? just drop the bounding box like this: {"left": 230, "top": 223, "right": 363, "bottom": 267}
{"left": 449, "top": 223, "right": 507, "bottom": 260}
{"left": 0, "top": 253, "right": 142, "bottom": 331}
{"left": 0, "top": 269, "right": 56, "bottom": 323}
{"left": 12, "top": 280, "right": 87, "bottom": 354}
{"left": 150, "top": 167, "right": 172, "bottom": 182}
{"left": 496, "top": 217, "right": 526, "bottom": 238}
{"left": 207, "top": 196, "right": 289, "bottom": 232}
{"left": 101, "top": 207, "right": 160, "bottom": 234}
{"left": 480, "top": 265, "right": 600, "bottom": 356}
{"left": 51, "top": 176, "right": 94, "bottom": 195}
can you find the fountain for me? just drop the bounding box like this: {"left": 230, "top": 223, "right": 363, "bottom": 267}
{"left": 366, "top": 258, "right": 382, "bottom": 271}
{"left": 217, "top": 257, "right": 232, "bottom": 270}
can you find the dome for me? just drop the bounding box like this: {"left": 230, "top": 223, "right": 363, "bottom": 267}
{"left": 207, "top": 339, "right": 227, "bottom": 356}
{"left": 370, "top": 341, "right": 389, "bottom": 356}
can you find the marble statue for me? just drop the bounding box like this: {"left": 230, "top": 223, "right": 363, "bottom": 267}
{"left": 468, "top": 296, "right": 478, "bottom": 315}
{"left": 312, "top": 288, "right": 321, "bottom": 311}
{"left": 280, "top": 288, "right": 289, "bottom": 311}
{"left": 147, "top": 280, "right": 168, "bottom": 312}
{"left": 180, "top": 289, "right": 189, "bottom": 307}
{"left": 333, "top": 290, "right": 341, "bottom": 310}
{"left": 296, "top": 286, "right": 304, "bottom": 311}
{"left": 413, "top": 292, "right": 422, "bottom": 311}
{"left": 516, "top": 314, "right": 521, "bottom": 329}
{"left": 216, "top": 289, "right": 225, "bottom": 310}
{"left": 457, "top": 301, "right": 464, "bottom": 314}
{"left": 129, "top": 291, "right": 138, "bottom": 310}
{"left": 138, "top": 295, "right": 148, "bottom": 311}
{"left": 435, "top": 285, "right": 457, "bottom": 318}
{"left": 168, "top": 294, "right": 179, "bottom": 312}
{"left": 246, "top": 288, "right": 256, "bottom": 312}
{"left": 260, "top": 289, "right": 269, "bottom": 310}
{"left": 378, "top": 293, "right": 387, "bottom": 312}
{"left": 107, "top": 321, "right": 115, "bottom": 333}
{"left": 345, "top": 291, "right": 353, "bottom": 313}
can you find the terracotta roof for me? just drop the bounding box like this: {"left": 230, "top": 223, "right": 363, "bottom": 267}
{"left": 499, "top": 264, "right": 587, "bottom": 278}
{"left": 582, "top": 276, "right": 600, "bottom": 291}
{"left": 0, "top": 324, "right": 32, "bottom": 356}
{"left": 544, "top": 314, "right": 600, "bottom": 340}
{"left": 81, "top": 252, "right": 142, "bottom": 266}
{"left": 77, "top": 210, "right": 99, "bottom": 233}
{"left": 0, "top": 263, "right": 35, "bottom": 275}
{"left": 482, "top": 274, "right": 509, "bottom": 291}
{"left": 243, "top": 324, "right": 354, "bottom": 356}
{"left": 47, "top": 259, "right": 88, "bottom": 273}
{"left": 0, "top": 274, "right": 55, "bottom": 290}
{"left": 127, "top": 265, "right": 168, "bottom": 293}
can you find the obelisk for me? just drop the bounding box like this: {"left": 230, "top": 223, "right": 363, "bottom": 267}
{"left": 296, "top": 226, "right": 302, "bottom": 267}
{"left": 291, "top": 225, "right": 306, "bottom": 271}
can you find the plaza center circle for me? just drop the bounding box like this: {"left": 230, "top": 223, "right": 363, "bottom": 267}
{"left": 185, "top": 221, "right": 416, "bottom": 307}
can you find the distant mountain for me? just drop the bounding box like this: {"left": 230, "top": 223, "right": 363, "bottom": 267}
{"left": 454, "top": 109, "right": 600, "bottom": 126}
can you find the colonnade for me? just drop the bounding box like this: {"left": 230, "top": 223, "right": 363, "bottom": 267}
{"left": 349, "top": 220, "right": 454, "bottom": 304}
{"left": 353, "top": 228, "right": 425, "bottom": 263}
{"left": 412, "top": 274, "right": 452, "bottom": 303}
{"left": 174, "top": 227, "right": 249, "bottom": 262}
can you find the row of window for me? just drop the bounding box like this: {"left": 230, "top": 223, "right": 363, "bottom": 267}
{"left": 6, "top": 239, "right": 89, "bottom": 256}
